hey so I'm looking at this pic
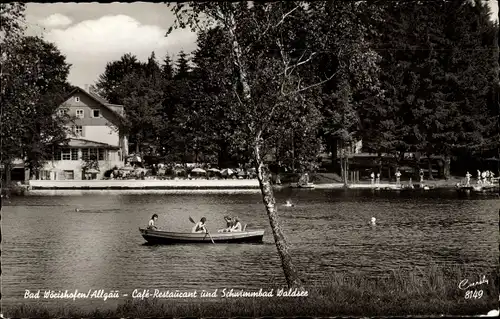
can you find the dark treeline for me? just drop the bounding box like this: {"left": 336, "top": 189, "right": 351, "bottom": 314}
{"left": 94, "top": 0, "right": 499, "bottom": 179}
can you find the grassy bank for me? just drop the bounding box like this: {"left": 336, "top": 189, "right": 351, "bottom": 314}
{"left": 5, "top": 265, "right": 498, "bottom": 317}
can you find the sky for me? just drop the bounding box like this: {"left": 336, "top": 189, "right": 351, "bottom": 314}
{"left": 25, "top": 2, "right": 198, "bottom": 87}
{"left": 25, "top": 1, "right": 499, "bottom": 88}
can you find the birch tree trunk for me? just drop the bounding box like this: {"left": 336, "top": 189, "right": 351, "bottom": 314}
{"left": 254, "top": 137, "right": 302, "bottom": 287}
{"left": 226, "top": 4, "right": 302, "bottom": 288}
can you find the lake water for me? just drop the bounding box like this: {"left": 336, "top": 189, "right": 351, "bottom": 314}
{"left": 1, "top": 189, "right": 498, "bottom": 311}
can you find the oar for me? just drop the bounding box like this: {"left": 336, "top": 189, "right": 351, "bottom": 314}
{"left": 189, "top": 216, "right": 215, "bottom": 244}
{"left": 205, "top": 229, "right": 215, "bottom": 244}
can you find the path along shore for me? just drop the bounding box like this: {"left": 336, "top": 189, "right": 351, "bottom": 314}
{"left": 21, "top": 177, "right": 497, "bottom": 190}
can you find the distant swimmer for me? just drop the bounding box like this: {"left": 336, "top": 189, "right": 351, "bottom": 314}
{"left": 370, "top": 217, "right": 376, "bottom": 226}
{"left": 283, "top": 200, "right": 295, "bottom": 207}
{"left": 75, "top": 208, "right": 80, "bottom": 212}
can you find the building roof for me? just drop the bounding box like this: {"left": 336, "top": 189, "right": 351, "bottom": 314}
{"left": 63, "top": 87, "right": 125, "bottom": 121}
{"left": 67, "top": 138, "right": 120, "bottom": 149}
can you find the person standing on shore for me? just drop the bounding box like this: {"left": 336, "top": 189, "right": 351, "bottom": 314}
{"left": 370, "top": 172, "right": 375, "bottom": 185}
{"left": 376, "top": 173, "right": 380, "bottom": 185}
{"left": 465, "top": 171, "right": 471, "bottom": 186}
{"left": 419, "top": 169, "right": 424, "bottom": 185}
{"left": 395, "top": 170, "right": 402, "bottom": 186}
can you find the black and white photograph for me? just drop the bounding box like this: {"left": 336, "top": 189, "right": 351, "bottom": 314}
{"left": 1, "top": 1, "right": 499, "bottom": 317}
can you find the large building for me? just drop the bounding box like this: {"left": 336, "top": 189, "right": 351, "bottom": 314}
{"left": 33, "top": 86, "right": 128, "bottom": 180}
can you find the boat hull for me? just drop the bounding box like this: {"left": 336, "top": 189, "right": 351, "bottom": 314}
{"left": 139, "top": 228, "right": 265, "bottom": 244}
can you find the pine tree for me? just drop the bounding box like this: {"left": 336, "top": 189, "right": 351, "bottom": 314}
{"left": 175, "top": 50, "right": 191, "bottom": 80}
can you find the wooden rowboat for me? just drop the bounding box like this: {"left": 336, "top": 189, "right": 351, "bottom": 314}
{"left": 139, "top": 228, "right": 265, "bottom": 244}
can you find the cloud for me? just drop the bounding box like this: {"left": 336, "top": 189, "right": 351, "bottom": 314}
{"left": 44, "top": 14, "right": 197, "bottom": 86}
{"left": 39, "top": 13, "right": 73, "bottom": 29}
{"left": 45, "top": 15, "right": 196, "bottom": 59}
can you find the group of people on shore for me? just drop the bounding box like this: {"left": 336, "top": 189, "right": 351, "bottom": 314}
{"left": 464, "top": 170, "right": 497, "bottom": 186}
{"left": 146, "top": 214, "right": 243, "bottom": 233}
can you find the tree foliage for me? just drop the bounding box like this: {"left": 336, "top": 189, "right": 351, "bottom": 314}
{"left": 95, "top": 53, "right": 145, "bottom": 104}
{"left": 1, "top": 4, "right": 73, "bottom": 178}
{"left": 361, "top": 0, "right": 498, "bottom": 177}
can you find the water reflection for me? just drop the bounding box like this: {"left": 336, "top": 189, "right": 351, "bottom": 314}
{"left": 2, "top": 189, "right": 498, "bottom": 310}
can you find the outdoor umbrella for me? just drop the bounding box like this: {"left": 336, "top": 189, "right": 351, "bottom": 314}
{"left": 191, "top": 168, "right": 207, "bottom": 174}
{"left": 237, "top": 170, "right": 247, "bottom": 176}
{"left": 221, "top": 168, "right": 235, "bottom": 176}
{"left": 207, "top": 168, "right": 221, "bottom": 173}
{"left": 128, "top": 154, "right": 142, "bottom": 162}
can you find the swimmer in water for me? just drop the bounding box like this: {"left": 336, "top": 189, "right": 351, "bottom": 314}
{"left": 283, "top": 200, "right": 294, "bottom": 207}
{"left": 370, "top": 217, "right": 376, "bottom": 226}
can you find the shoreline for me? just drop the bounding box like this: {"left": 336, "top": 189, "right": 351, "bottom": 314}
{"left": 2, "top": 178, "right": 497, "bottom": 193}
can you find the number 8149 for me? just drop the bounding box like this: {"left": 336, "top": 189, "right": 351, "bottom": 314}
{"left": 465, "top": 290, "right": 483, "bottom": 299}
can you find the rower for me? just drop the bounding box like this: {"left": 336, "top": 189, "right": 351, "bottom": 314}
{"left": 192, "top": 217, "right": 207, "bottom": 233}
{"left": 148, "top": 214, "right": 159, "bottom": 230}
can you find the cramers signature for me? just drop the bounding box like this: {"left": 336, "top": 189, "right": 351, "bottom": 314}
{"left": 458, "top": 275, "right": 489, "bottom": 290}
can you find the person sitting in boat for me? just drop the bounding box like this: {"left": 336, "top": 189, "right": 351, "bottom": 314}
{"left": 192, "top": 217, "right": 207, "bottom": 233}
{"left": 231, "top": 217, "right": 243, "bottom": 232}
{"left": 148, "top": 214, "right": 158, "bottom": 230}
{"left": 218, "top": 215, "right": 234, "bottom": 232}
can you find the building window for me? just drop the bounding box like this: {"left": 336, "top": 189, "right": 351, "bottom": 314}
{"left": 76, "top": 109, "right": 84, "bottom": 118}
{"left": 63, "top": 170, "right": 74, "bottom": 180}
{"left": 75, "top": 97, "right": 80, "bottom": 102}
{"left": 62, "top": 149, "right": 71, "bottom": 160}
{"left": 71, "top": 148, "right": 78, "bottom": 160}
{"left": 56, "top": 108, "right": 67, "bottom": 116}
{"left": 54, "top": 149, "right": 61, "bottom": 161}
{"left": 73, "top": 125, "right": 83, "bottom": 137}
{"left": 40, "top": 170, "right": 51, "bottom": 180}
{"left": 98, "top": 148, "right": 106, "bottom": 161}
{"left": 92, "top": 109, "right": 100, "bottom": 118}
{"left": 82, "top": 148, "right": 89, "bottom": 161}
